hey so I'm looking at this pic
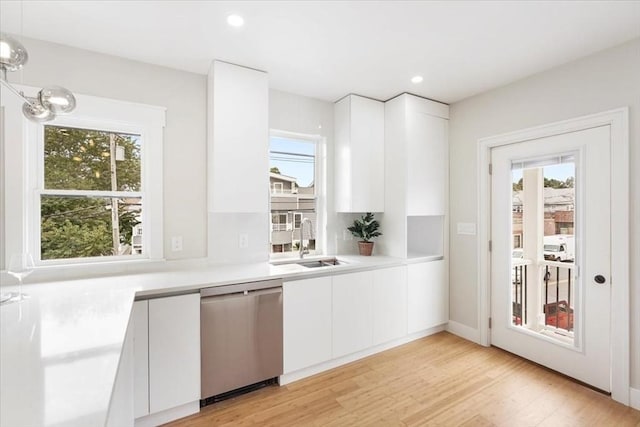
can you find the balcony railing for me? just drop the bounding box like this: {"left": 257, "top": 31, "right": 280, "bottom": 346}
{"left": 512, "top": 258, "right": 532, "bottom": 326}
{"left": 511, "top": 259, "right": 574, "bottom": 334}
{"left": 541, "top": 260, "right": 574, "bottom": 333}
{"left": 270, "top": 188, "right": 298, "bottom": 195}
{"left": 271, "top": 224, "right": 291, "bottom": 231}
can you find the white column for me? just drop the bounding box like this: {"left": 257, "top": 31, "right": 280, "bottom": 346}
{"left": 522, "top": 168, "right": 544, "bottom": 330}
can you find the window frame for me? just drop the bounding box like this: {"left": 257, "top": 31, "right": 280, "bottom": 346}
{"left": 268, "top": 129, "right": 325, "bottom": 259}
{"left": 2, "top": 84, "right": 165, "bottom": 268}
{"left": 271, "top": 182, "right": 283, "bottom": 194}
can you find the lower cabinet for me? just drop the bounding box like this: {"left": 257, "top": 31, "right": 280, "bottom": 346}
{"left": 332, "top": 271, "right": 374, "bottom": 358}
{"left": 133, "top": 293, "right": 200, "bottom": 419}
{"left": 106, "top": 309, "right": 136, "bottom": 427}
{"left": 372, "top": 266, "right": 408, "bottom": 345}
{"left": 133, "top": 301, "right": 149, "bottom": 419}
{"left": 407, "top": 260, "right": 448, "bottom": 334}
{"left": 283, "top": 264, "right": 442, "bottom": 376}
{"left": 283, "top": 277, "right": 332, "bottom": 373}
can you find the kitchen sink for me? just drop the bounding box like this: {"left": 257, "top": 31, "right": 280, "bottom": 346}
{"left": 297, "top": 258, "right": 345, "bottom": 268}
{"left": 271, "top": 257, "right": 346, "bottom": 269}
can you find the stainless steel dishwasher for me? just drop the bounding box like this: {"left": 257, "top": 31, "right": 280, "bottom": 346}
{"left": 200, "top": 279, "right": 283, "bottom": 401}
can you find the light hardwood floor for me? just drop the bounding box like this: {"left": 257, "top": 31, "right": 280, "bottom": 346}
{"left": 166, "top": 332, "right": 640, "bottom": 426}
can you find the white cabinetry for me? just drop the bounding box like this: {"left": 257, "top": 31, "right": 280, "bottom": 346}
{"left": 148, "top": 294, "right": 200, "bottom": 414}
{"left": 106, "top": 310, "right": 135, "bottom": 427}
{"left": 283, "top": 277, "right": 332, "bottom": 373}
{"left": 133, "top": 294, "right": 200, "bottom": 423}
{"left": 407, "top": 260, "right": 448, "bottom": 334}
{"left": 334, "top": 94, "right": 385, "bottom": 212}
{"left": 372, "top": 266, "right": 407, "bottom": 345}
{"left": 133, "top": 301, "right": 149, "bottom": 418}
{"left": 383, "top": 93, "right": 449, "bottom": 259}
{"left": 332, "top": 271, "right": 374, "bottom": 358}
{"left": 207, "top": 60, "right": 268, "bottom": 213}
{"left": 406, "top": 111, "right": 448, "bottom": 216}
{"left": 279, "top": 265, "right": 444, "bottom": 385}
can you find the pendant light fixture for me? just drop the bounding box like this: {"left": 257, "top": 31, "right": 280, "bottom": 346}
{"left": 0, "top": 32, "right": 77, "bottom": 122}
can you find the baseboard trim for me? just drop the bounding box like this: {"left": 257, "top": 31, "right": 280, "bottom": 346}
{"left": 135, "top": 401, "right": 199, "bottom": 427}
{"left": 446, "top": 320, "right": 481, "bottom": 344}
{"left": 630, "top": 387, "right": 640, "bottom": 410}
{"left": 280, "top": 325, "right": 446, "bottom": 385}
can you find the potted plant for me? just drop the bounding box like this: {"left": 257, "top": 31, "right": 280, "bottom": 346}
{"left": 347, "top": 212, "right": 382, "bottom": 256}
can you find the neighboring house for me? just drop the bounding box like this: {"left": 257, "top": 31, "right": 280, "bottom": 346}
{"left": 512, "top": 187, "right": 575, "bottom": 247}
{"left": 132, "top": 223, "right": 143, "bottom": 254}
{"left": 269, "top": 172, "right": 316, "bottom": 253}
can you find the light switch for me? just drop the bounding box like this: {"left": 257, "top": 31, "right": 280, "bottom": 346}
{"left": 239, "top": 233, "right": 249, "bottom": 248}
{"left": 457, "top": 223, "right": 476, "bottom": 235}
{"left": 171, "top": 236, "right": 183, "bottom": 251}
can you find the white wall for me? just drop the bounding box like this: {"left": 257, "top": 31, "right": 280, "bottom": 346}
{"left": 448, "top": 38, "right": 640, "bottom": 387}
{"left": 5, "top": 37, "right": 208, "bottom": 261}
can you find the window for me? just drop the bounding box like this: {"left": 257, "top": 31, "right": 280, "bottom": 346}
{"left": 1, "top": 85, "right": 165, "bottom": 266}
{"left": 39, "top": 126, "right": 143, "bottom": 260}
{"left": 271, "top": 213, "right": 288, "bottom": 231}
{"left": 271, "top": 182, "right": 283, "bottom": 194}
{"left": 269, "top": 132, "right": 321, "bottom": 257}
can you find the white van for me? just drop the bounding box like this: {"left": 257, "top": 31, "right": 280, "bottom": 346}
{"left": 543, "top": 235, "right": 575, "bottom": 262}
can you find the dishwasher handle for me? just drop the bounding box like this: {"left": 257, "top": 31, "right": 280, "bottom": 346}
{"left": 201, "top": 287, "right": 282, "bottom": 304}
{"left": 200, "top": 279, "right": 282, "bottom": 298}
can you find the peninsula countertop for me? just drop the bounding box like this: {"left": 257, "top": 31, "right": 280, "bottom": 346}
{"left": 1, "top": 254, "right": 434, "bottom": 427}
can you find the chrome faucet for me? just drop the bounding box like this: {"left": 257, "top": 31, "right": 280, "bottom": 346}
{"left": 299, "top": 218, "right": 312, "bottom": 259}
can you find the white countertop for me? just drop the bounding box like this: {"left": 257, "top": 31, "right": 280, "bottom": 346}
{"left": 0, "top": 254, "right": 409, "bottom": 427}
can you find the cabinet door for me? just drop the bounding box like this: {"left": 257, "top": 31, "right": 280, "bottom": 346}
{"left": 132, "top": 301, "right": 149, "bottom": 419}
{"left": 148, "top": 294, "right": 200, "bottom": 413}
{"left": 332, "top": 271, "right": 373, "bottom": 358}
{"left": 283, "top": 277, "right": 332, "bottom": 373}
{"left": 209, "top": 60, "right": 268, "bottom": 213}
{"left": 406, "top": 112, "right": 448, "bottom": 216}
{"left": 334, "top": 95, "right": 385, "bottom": 212}
{"left": 407, "top": 261, "right": 447, "bottom": 333}
{"left": 372, "top": 266, "right": 408, "bottom": 345}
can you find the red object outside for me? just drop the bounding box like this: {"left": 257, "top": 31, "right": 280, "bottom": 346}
{"left": 544, "top": 300, "right": 574, "bottom": 330}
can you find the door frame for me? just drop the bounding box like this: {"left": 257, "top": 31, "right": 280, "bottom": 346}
{"left": 476, "top": 108, "right": 629, "bottom": 405}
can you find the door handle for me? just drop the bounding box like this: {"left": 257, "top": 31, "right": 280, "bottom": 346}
{"left": 594, "top": 275, "right": 606, "bottom": 284}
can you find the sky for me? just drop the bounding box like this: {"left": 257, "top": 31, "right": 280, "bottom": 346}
{"left": 269, "top": 136, "right": 315, "bottom": 187}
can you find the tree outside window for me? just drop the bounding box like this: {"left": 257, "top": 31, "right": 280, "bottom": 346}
{"left": 41, "top": 126, "right": 142, "bottom": 260}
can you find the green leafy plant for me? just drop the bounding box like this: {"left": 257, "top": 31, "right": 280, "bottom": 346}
{"left": 347, "top": 212, "right": 382, "bottom": 242}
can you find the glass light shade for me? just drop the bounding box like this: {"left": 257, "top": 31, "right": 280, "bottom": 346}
{"left": 22, "top": 100, "right": 55, "bottom": 122}
{"left": 0, "top": 33, "right": 28, "bottom": 72}
{"left": 38, "top": 86, "right": 76, "bottom": 114}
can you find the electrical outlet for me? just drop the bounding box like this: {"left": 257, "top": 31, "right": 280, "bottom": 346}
{"left": 239, "top": 233, "right": 249, "bottom": 249}
{"left": 343, "top": 230, "right": 353, "bottom": 241}
{"left": 171, "top": 236, "right": 183, "bottom": 252}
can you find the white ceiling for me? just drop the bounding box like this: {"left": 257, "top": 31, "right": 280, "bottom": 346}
{"left": 1, "top": 1, "right": 639, "bottom": 104}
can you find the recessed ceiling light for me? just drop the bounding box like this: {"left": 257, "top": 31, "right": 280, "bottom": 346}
{"left": 411, "top": 75, "right": 423, "bottom": 84}
{"left": 227, "top": 14, "right": 244, "bottom": 27}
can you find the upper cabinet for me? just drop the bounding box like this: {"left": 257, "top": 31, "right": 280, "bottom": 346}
{"left": 405, "top": 108, "right": 448, "bottom": 216}
{"left": 334, "top": 94, "right": 385, "bottom": 212}
{"left": 383, "top": 94, "right": 449, "bottom": 259}
{"left": 208, "top": 60, "right": 269, "bottom": 213}
{"left": 386, "top": 94, "right": 448, "bottom": 217}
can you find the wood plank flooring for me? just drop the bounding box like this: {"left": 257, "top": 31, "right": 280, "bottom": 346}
{"left": 165, "top": 332, "right": 640, "bottom": 426}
